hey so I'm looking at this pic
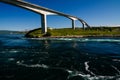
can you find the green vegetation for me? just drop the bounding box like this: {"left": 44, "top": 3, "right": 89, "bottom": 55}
{"left": 25, "top": 27, "right": 120, "bottom": 38}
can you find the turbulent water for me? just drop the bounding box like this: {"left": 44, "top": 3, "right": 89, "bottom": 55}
{"left": 0, "top": 34, "right": 120, "bottom": 80}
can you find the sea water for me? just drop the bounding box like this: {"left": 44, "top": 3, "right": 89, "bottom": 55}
{"left": 0, "top": 34, "right": 120, "bottom": 80}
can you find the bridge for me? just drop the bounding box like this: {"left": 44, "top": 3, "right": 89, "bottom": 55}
{"left": 0, "top": 0, "right": 90, "bottom": 33}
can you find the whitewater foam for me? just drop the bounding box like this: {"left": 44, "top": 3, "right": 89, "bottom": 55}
{"left": 113, "top": 59, "right": 120, "bottom": 62}
{"left": 66, "top": 69, "right": 117, "bottom": 80}
{"left": 84, "top": 61, "right": 95, "bottom": 76}
{"left": 8, "top": 58, "right": 15, "bottom": 61}
{"left": 16, "top": 61, "right": 49, "bottom": 68}
{"left": 9, "top": 50, "right": 19, "bottom": 53}
{"left": 111, "top": 65, "right": 120, "bottom": 74}
{"left": 28, "top": 38, "right": 120, "bottom": 42}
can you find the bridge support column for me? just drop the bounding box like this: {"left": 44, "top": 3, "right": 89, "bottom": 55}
{"left": 72, "top": 19, "right": 75, "bottom": 30}
{"left": 82, "top": 23, "right": 85, "bottom": 30}
{"left": 41, "top": 14, "right": 47, "bottom": 33}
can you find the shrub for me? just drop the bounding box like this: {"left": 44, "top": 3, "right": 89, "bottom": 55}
{"left": 43, "top": 32, "right": 52, "bottom": 37}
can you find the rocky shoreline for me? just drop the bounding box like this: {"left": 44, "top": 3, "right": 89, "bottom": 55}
{"left": 26, "top": 35, "right": 120, "bottom": 38}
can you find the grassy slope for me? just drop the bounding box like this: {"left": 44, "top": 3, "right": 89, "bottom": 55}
{"left": 25, "top": 27, "right": 120, "bottom": 38}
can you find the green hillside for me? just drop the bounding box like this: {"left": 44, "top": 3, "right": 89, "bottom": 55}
{"left": 25, "top": 27, "right": 120, "bottom": 38}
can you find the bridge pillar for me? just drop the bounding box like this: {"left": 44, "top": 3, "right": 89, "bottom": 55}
{"left": 41, "top": 14, "right": 47, "bottom": 33}
{"left": 72, "top": 19, "right": 75, "bottom": 30}
{"left": 82, "top": 23, "right": 85, "bottom": 30}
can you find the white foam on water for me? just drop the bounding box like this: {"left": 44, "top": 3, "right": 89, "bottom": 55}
{"left": 88, "top": 76, "right": 115, "bottom": 80}
{"left": 111, "top": 65, "right": 120, "bottom": 74}
{"left": 113, "top": 59, "right": 120, "bottom": 62}
{"left": 8, "top": 58, "right": 15, "bottom": 61}
{"left": 66, "top": 69, "right": 116, "bottom": 80}
{"left": 60, "top": 38, "right": 119, "bottom": 42}
{"left": 57, "top": 38, "right": 120, "bottom": 42}
{"left": 1, "top": 49, "right": 19, "bottom": 54}
{"left": 80, "top": 38, "right": 120, "bottom": 42}
{"left": 15, "top": 60, "right": 120, "bottom": 80}
{"left": 61, "top": 38, "right": 72, "bottom": 41}
{"left": 9, "top": 50, "right": 19, "bottom": 53}
{"left": 84, "top": 61, "right": 95, "bottom": 76}
{"left": 26, "top": 37, "right": 120, "bottom": 43}
{"left": 16, "top": 61, "right": 49, "bottom": 68}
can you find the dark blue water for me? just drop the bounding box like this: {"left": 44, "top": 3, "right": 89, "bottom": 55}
{"left": 0, "top": 34, "right": 120, "bottom": 80}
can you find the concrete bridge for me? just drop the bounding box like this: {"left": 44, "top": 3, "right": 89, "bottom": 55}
{"left": 0, "top": 0, "right": 90, "bottom": 33}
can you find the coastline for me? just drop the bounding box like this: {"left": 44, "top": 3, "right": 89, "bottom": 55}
{"left": 24, "top": 27, "right": 120, "bottom": 38}
{"left": 27, "top": 35, "right": 120, "bottom": 39}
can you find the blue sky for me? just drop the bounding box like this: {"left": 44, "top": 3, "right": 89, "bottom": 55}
{"left": 0, "top": 0, "right": 120, "bottom": 31}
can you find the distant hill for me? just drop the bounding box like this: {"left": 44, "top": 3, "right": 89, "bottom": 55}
{"left": 0, "top": 30, "right": 26, "bottom": 34}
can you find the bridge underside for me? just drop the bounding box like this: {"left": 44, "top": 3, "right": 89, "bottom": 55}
{"left": 0, "top": 0, "right": 90, "bottom": 33}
